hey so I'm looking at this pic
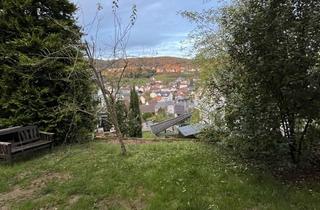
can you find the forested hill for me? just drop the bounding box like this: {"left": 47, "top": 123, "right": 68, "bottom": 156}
{"left": 95, "top": 56, "right": 194, "bottom": 72}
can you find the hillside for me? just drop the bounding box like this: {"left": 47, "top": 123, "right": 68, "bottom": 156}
{"left": 96, "top": 56, "right": 195, "bottom": 73}
{"left": 1, "top": 140, "right": 319, "bottom": 209}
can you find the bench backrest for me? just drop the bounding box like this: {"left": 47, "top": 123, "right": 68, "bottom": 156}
{"left": 16, "top": 126, "right": 40, "bottom": 146}
{"left": 0, "top": 126, "right": 23, "bottom": 144}
{"left": 0, "top": 126, "right": 40, "bottom": 146}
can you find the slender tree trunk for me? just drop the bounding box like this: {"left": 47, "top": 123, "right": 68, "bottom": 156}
{"left": 87, "top": 59, "right": 127, "bottom": 155}
{"left": 280, "top": 112, "right": 297, "bottom": 164}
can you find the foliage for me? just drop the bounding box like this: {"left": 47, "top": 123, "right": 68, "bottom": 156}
{"left": 0, "top": 0, "right": 97, "bottom": 143}
{"left": 142, "top": 112, "right": 154, "bottom": 121}
{"left": 1, "top": 141, "right": 320, "bottom": 209}
{"left": 128, "top": 87, "right": 142, "bottom": 137}
{"left": 185, "top": 0, "right": 320, "bottom": 164}
{"left": 126, "top": 69, "right": 156, "bottom": 79}
{"left": 122, "top": 77, "right": 149, "bottom": 86}
{"left": 100, "top": 116, "right": 112, "bottom": 132}
{"left": 100, "top": 100, "right": 129, "bottom": 135}
{"left": 115, "top": 100, "right": 129, "bottom": 136}
{"left": 190, "top": 108, "right": 201, "bottom": 124}
{"left": 142, "top": 131, "right": 156, "bottom": 139}
{"left": 154, "top": 72, "right": 194, "bottom": 85}
{"left": 150, "top": 107, "right": 174, "bottom": 123}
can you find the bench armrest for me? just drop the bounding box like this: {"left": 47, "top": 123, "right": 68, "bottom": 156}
{"left": 0, "top": 142, "right": 12, "bottom": 156}
{"left": 0, "top": 142, "right": 11, "bottom": 146}
{"left": 39, "top": 131, "right": 54, "bottom": 142}
{"left": 39, "top": 131, "right": 54, "bottom": 135}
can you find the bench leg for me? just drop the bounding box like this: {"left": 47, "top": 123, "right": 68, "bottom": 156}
{"left": 50, "top": 142, "right": 54, "bottom": 151}
{"left": 6, "top": 153, "right": 12, "bottom": 165}
{"left": 0, "top": 143, "right": 12, "bottom": 165}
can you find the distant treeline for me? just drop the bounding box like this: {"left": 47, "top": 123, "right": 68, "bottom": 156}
{"left": 125, "top": 69, "right": 156, "bottom": 78}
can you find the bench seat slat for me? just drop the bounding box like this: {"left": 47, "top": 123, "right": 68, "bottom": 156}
{"left": 12, "top": 140, "right": 52, "bottom": 153}
{"left": 13, "top": 138, "right": 41, "bottom": 147}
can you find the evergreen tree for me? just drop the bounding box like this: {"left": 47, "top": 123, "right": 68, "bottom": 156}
{"left": 128, "top": 87, "right": 142, "bottom": 137}
{"left": 115, "top": 100, "right": 128, "bottom": 136}
{"left": 0, "top": 0, "right": 96, "bottom": 143}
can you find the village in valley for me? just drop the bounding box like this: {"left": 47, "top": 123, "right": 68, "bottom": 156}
{"left": 97, "top": 57, "right": 202, "bottom": 136}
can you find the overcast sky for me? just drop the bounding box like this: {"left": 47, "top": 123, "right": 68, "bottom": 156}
{"left": 71, "top": 0, "right": 224, "bottom": 58}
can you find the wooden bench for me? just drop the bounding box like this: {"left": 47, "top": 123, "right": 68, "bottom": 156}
{"left": 0, "top": 126, "right": 54, "bottom": 163}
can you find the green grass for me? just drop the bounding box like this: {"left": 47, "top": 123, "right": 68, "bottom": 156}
{"left": 154, "top": 73, "right": 181, "bottom": 84}
{"left": 1, "top": 140, "right": 320, "bottom": 209}
{"left": 142, "top": 131, "right": 157, "bottom": 139}
{"left": 154, "top": 72, "right": 195, "bottom": 85}
{"left": 122, "top": 77, "right": 150, "bottom": 86}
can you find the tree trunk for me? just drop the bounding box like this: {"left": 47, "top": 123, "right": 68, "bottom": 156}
{"left": 87, "top": 59, "right": 127, "bottom": 155}
{"left": 281, "top": 112, "right": 298, "bottom": 164}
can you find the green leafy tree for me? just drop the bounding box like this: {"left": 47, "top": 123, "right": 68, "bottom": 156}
{"left": 152, "top": 108, "right": 170, "bottom": 123}
{"left": 0, "top": 0, "right": 97, "bottom": 143}
{"left": 185, "top": 0, "right": 320, "bottom": 164}
{"left": 224, "top": 0, "right": 320, "bottom": 164}
{"left": 128, "top": 87, "right": 142, "bottom": 137}
{"left": 142, "top": 112, "right": 154, "bottom": 121}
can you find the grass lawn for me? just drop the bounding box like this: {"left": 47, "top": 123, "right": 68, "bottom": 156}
{"left": 1, "top": 140, "right": 319, "bottom": 210}
{"left": 142, "top": 131, "right": 157, "bottom": 139}
{"left": 154, "top": 74, "right": 178, "bottom": 84}
{"left": 122, "top": 77, "right": 150, "bottom": 86}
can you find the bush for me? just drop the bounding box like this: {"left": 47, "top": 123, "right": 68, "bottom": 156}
{"left": 142, "top": 112, "right": 154, "bottom": 121}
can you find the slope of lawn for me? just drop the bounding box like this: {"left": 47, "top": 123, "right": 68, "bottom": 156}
{"left": 0, "top": 140, "right": 319, "bottom": 210}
